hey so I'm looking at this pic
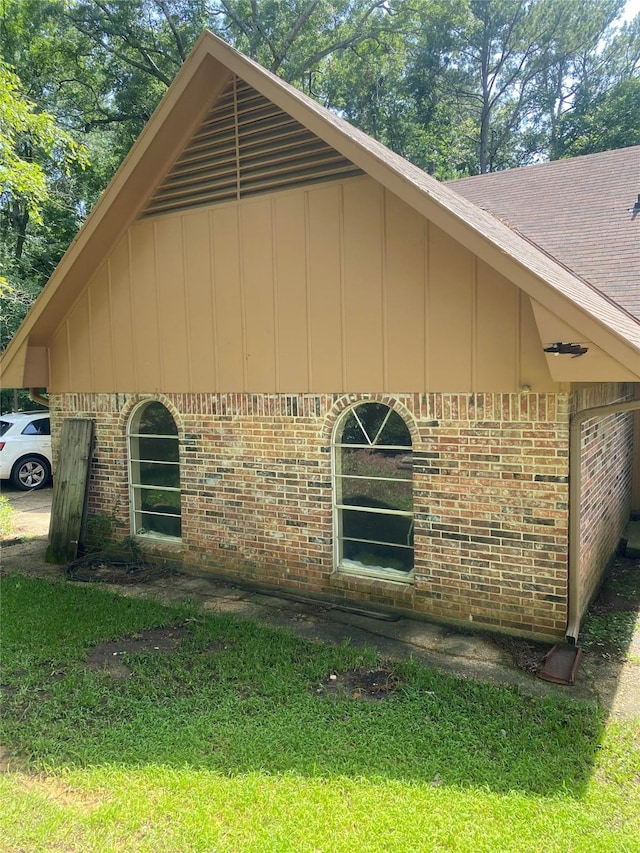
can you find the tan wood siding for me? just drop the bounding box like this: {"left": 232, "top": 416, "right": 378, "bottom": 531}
{"left": 155, "top": 217, "right": 190, "bottom": 390}
{"left": 211, "top": 206, "right": 244, "bottom": 389}
{"left": 520, "top": 295, "right": 554, "bottom": 390}
{"left": 274, "top": 193, "right": 309, "bottom": 389}
{"left": 241, "top": 198, "right": 277, "bottom": 389}
{"left": 384, "top": 191, "right": 427, "bottom": 390}
{"left": 129, "top": 220, "right": 161, "bottom": 390}
{"left": 183, "top": 210, "right": 216, "bottom": 389}
{"left": 476, "top": 259, "right": 519, "bottom": 389}
{"left": 49, "top": 322, "right": 69, "bottom": 390}
{"left": 67, "top": 293, "right": 92, "bottom": 390}
{"left": 343, "top": 179, "right": 384, "bottom": 389}
{"left": 307, "top": 184, "right": 344, "bottom": 390}
{"left": 88, "top": 265, "right": 115, "bottom": 390}
{"left": 48, "top": 176, "right": 557, "bottom": 394}
{"left": 428, "top": 225, "right": 474, "bottom": 390}
{"left": 109, "top": 234, "right": 137, "bottom": 389}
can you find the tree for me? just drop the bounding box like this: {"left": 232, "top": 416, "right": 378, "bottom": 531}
{"left": 0, "top": 61, "right": 89, "bottom": 349}
{"left": 440, "top": 0, "right": 627, "bottom": 173}
{"left": 555, "top": 77, "right": 640, "bottom": 156}
{"left": 547, "top": 10, "right": 640, "bottom": 158}
{"left": 320, "top": 2, "right": 475, "bottom": 177}
{"left": 0, "top": 60, "right": 89, "bottom": 262}
{"left": 211, "top": 0, "right": 398, "bottom": 84}
{"left": 39, "top": 0, "right": 402, "bottom": 145}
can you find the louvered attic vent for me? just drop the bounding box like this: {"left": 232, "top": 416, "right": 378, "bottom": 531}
{"left": 142, "top": 76, "right": 363, "bottom": 217}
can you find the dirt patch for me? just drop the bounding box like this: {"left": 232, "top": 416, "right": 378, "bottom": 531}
{"left": 85, "top": 626, "right": 187, "bottom": 678}
{"left": 314, "top": 666, "right": 402, "bottom": 701}
{"left": 492, "top": 635, "right": 549, "bottom": 675}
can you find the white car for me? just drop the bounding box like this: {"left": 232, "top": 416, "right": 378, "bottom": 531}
{"left": 0, "top": 411, "right": 52, "bottom": 490}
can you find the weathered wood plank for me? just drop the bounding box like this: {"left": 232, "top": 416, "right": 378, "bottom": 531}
{"left": 46, "top": 418, "right": 94, "bottom": 564}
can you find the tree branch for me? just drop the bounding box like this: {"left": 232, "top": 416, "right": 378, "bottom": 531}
{"left": 271, "top": 1, "right": 322, "bottom": 73}
{"left": 153, "top": 0, "right": 187, "bottom": 62}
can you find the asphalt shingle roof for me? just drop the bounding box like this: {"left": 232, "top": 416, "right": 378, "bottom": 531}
{"left": 447, "top": 146, "right": 640, "bottom": 321}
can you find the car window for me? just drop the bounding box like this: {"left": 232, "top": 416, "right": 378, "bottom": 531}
{"left": 21, "top": 418, "right": 50, "bottom": 436}
{"left": 0, "top": 420, "right": 11, "bottom": 437}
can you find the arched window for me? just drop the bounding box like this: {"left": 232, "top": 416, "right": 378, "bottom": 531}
{"left": 333, "top": 402, "right": 413, "bottom": 579}
{"left": 128, "top": 401, "right": 181, "bottom": 539}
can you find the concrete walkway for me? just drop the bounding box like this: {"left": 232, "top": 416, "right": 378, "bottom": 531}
{"left": 0, "top": 483, "right": 52, "bottom": 539}
{"left": 1, "top": 486, "right": 638, "bottom": 720}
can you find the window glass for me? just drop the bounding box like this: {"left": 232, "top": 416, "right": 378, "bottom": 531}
{"left": 334, "top": 403, "right": 413, "bottom": 578}
{"left": 338, "top": 404, "right": 411, "bottom": 447}
{"left": 128, "top": 401, "right": 181, "bottom": 539}
{"left": 136, "top": 401, "right": 178, "bottom": 436}
{"left": 21, "top": 418, "right": 50, "bottom": 436}
{"left": 136, "top": 436, "right": 180, "bottom": 463}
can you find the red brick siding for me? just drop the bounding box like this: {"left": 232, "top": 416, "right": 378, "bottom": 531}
{"left": 574, "top": 384, "right": 634, "bottom": 612}
{"left": 50, "top": 391, "right": 572, "bottom": 640}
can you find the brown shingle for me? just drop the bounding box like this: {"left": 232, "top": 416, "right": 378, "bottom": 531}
{"left": 447, "top": 147, "right": 640, "bottom": 320}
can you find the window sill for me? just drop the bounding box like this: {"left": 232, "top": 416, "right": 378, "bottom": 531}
{"left": 336, "top": 562, "right": 414, "bottom": 585}
{"left": 134, "top": 532, "right": 182, "bottom": 548}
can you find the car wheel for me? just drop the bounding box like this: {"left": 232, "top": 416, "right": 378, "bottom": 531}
{"left": 10, "top": 456, "right": 51, "bottom": 490}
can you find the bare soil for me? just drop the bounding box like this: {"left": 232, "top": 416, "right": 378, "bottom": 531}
{"left": 314, "top": 666, "right": 402, "bottom": 701}
{"left": 85, "top": 626, "right": 187, "bottom": 678}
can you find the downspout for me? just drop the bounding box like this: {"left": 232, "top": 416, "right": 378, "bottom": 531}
{"left": 29, "top": 388, "right": 49, "bottom": 408}
{"left": 566, "top": 397, "right": 640, "bottom": 644}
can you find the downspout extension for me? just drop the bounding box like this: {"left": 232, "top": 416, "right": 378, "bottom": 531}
{"left": 566, "top": 397, "right": 640, "bottom": 644}
{"left": 29, "top": 388, "right": 49, "bottom": 408}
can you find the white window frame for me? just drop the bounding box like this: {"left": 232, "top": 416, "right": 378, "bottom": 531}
{"left": 127, "top": 401, "right": 182, "bottom": 541}
{"left": 332, "top": 403, "right": 414, "bottom": 583}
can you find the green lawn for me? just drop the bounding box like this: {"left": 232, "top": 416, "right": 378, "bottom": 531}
{"left": 1, "top": 574, "right": 639, "bottom": 852}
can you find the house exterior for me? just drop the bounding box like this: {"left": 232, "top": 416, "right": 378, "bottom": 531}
{"left": 2, "top": 32, "right": 639, "bottom": 642}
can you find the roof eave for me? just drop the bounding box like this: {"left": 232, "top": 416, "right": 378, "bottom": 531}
{"left": 2, "top": 30, "right": 639, "bottom": 388}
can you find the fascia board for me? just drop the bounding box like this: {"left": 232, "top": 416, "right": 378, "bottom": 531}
{"left": 0, "top": 337, "right": 28, "bottom": 388}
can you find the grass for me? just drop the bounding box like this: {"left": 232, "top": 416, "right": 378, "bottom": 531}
{"left": 0, "top": 495, "right": 15, "bottom": 538}
{"left": 581, "top": 557, "right": 640, "bottom": 661}
{"left": 1, "top": 574, "right": 639, "bottom": 853}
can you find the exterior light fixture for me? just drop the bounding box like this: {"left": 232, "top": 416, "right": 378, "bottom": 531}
{"left": 544, "top": 342, "right": 589, "bottom": 358}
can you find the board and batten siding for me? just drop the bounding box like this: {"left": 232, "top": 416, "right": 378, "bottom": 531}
{"left": 49, "top": 176, "right": 554, "bottom": 394}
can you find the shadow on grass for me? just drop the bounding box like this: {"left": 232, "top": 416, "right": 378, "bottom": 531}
{"left": 577, "top": 555, "right": 640, "bottom": 718}
{"left": 1, "top": 573, "right": 605, "bottom": 798}
{"left": 581, "top": 556, "right": 640, "bottom": 659}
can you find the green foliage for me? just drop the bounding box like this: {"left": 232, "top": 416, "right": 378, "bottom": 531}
{"left": 83, "top": 506, "right": 136, "bottom": 555}
{"left": 0, "top": 495, "right": 16, "bottom": 538}
{"left": 0, "top": 57, "right": 90, "bottom": 351}
{"left": 0, "top": 61, "right": 89, "bottom": 227}
{"left": 555, "top": 77, "right": 640, "bottom": 157}
{"left": 210, "top": 0, "right": 402, "bottom": 84}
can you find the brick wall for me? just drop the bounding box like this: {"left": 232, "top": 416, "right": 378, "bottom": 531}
{"left": 50, "top": 390, "right": 573, "bottom": 640}
{"left": 574, "top": 384, "right": 634, "bottom": 613}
